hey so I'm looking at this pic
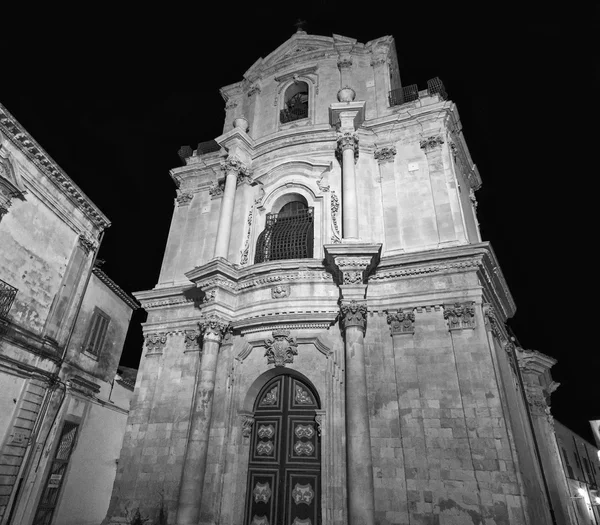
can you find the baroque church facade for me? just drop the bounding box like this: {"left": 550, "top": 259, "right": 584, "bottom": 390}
{"left": 105, "top": 31, "right": 573, "bottom": 525}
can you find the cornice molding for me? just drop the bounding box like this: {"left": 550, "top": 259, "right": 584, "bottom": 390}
{"left": 0, "top": 104, "right": 110, "bottom": 231}
{"left": 92, "top": 268, "right": 139, "bottom": 310}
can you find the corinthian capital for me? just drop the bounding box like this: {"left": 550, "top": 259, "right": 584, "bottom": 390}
{"left": 337, "top": 132, "right": 359, "bottom": 159}
{"left": 198, "top": 314, "right": 231, "bottom": 342}
{"left": 419, "top": 136, "right": 444, "bottom": 152}
{"left": 374, "top": 146, "right": 397, "bottom": 163}
{"left": 340, "top": 300, "right": 368, "bottom": 332}
{"left": 220, "top": 156, "right": 249, "bottom": 177}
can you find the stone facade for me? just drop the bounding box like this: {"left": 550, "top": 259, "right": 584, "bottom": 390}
{"left": 0, "top": 103, "right": 138, "bottom": 525}
{"left": 105, "top": 31, "right": 573, "bottom": 525}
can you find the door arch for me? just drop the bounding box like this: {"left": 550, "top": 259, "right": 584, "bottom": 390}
{"left": 245, "top": 374, "right": 321, "bottom": 525}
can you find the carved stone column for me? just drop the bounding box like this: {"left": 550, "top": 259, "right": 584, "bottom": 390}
{"left": 340, "top": 299, "right": 375, "bottom": 525}
{"left": 337, "top": 132, "right": 359, "bottom": 240}
{"left": 176, "top": 314, "right": 230, "bottom": 525}
{"left": 214, "top": 156, "right": 248, "bottom": 259}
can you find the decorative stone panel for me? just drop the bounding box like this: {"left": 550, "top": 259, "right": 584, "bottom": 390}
{"left": 264, "top": 329, "right": 298, "bottom": 367}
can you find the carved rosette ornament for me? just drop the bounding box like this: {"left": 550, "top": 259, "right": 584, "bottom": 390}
{"left": 184, "top": 330, "right": 200, "bottom": 351}
{"left": 387, "top": 309, "right": 416, "bottom": 335}
{"left": 374, "top": 146, "right": 397, "bottom": 164}
{"left": 264, "top": 329, "right": 298, "bottom": 367}
{"left": 198, "top": 314, "right": 231, "bottom": 342}
{"left": 336, "top": 132, "right": 359, "bottom": 161}
{"left": 444, "top": 302, "right": 476, "bottom": 330}
{"left": 271, "top": 284, "right": 290, "bottom": 299}
{"left": 145, "top": 333, "right": 167, "bottom": 354}
{"left": 340, "top": 300, "right": 368, "bottom": 332}
{"left": 419, "top": 136, "right": 445, "bottom": 152}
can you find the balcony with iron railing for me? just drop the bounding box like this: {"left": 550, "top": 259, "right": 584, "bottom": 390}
{"left": 280, "top": 105, "right": 309, "bottom": 124}
{"left": 0, "top": 278, "right": 18, "bottom": 320}
{"left": 389, "top": 77, "right": 447, "bottom": 107}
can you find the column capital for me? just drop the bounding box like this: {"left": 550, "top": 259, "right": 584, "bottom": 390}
{"left": 220, "top": 155, "right": 250, "bottom": 177}
{"left": 443, "top": 302, "right": 476, "bottom": 330}
{"left": 387, "top": 309, "right": 415, "bottom": 335}
{"left": 419, "top": 135, "right": 444, "bottom": 152}
{"left": 340, "top": 300, "right": 368, "bottom": 332}
{"left": 198, "top": 314, "right": 231, "bottom": 342}
{"left": 374, "top": 146, "right": 396, "bottom": 164}
{"left": 336, "top": 131, "right": 359, "bottom": 158}
{"left": 184, "top": 330, "right": 201, "bottom": 351}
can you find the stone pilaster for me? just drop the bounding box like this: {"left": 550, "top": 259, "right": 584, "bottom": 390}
{"left": 214, "top": 155, "right": 249, "bottom": 259}
{"left": 518, "top": 349, "right": 576, "bottom": 525}
{"left": 420, "top": 135, "right": 457, "bottom": 244}
{"left": 337, "top": 132, "right": 359, "bottom": 240}
{"left": 374, "top": 146, "right": 402, "bottom": 252}
{"left": 324, "top": 243, "right": 381, "bottom": 525}
{"left": 176, "top": 314, "right": 231, "bottom": 525}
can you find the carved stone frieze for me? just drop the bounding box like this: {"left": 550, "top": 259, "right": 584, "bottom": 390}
{"left": 387, "top": 309, "right": 416, "bottom": 335}
{"left": 444, "top": 302, "right": 476, "bottom": 330}
{"left": 176, "top": 191, "right": 194, "bottom": 206}
{"left": 371, "top": 259, "right": 481, "bottom": 281}
{"left": 198, "top": 314, "right": 231, "bottom": 342}
{"left": 340, "top": 300, "right": 368, "bottom": 332}
{"left": 145, "top": 333, "right": 168, "bottom": 354}
{"left": 264, "top": 329, "right": 298, "bottom": 367}
{"left": 374, "top": 146, "right": 397, "bottom": 163}
{"left": 240, "top": 208, "right": 253, "bottom": 266}
{"left": 420, "top": 136, "right": 445, "bottom": 152}
{"left": 184, "top": 330, "right": 200, "bottom": 351}
{"left": 271, "top": 284, "right": 290, "bottom": 299}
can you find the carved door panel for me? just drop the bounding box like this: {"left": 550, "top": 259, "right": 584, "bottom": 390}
{"left": 245, "top": 375, "right": 320, "bottom": 525}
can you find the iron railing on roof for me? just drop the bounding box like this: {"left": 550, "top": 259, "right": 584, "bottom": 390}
{"left": 280, "top": 105, "right": 309, "bottom": 124}
{"left": 0, "top": 278, "right": 17, "bottom": 319}
{"left": 388, "top": 77, "right": 447, "bottom": 107}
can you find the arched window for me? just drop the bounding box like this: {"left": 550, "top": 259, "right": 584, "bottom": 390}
{"left": 280, "top": 81, "right": 309, "bottom": 124}
{"left": 255, "top": 197, "right": 314, "bottom": 263}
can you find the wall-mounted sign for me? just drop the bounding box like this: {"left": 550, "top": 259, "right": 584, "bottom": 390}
{"left": 48, "top": 474, "right": 62, "bottom": 488}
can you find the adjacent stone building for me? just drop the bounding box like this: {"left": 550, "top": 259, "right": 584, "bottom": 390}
{"left": 105, "top": 31, "right": 576, "bottom": 525}
{"left": 0, "top": 103, "right": 138, "bottom": 525}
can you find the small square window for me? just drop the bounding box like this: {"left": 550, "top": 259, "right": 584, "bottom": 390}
{"left": 83, "top": 307, "right": 110, "bottom": 357}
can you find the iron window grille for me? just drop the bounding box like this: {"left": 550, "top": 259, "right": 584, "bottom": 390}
{"left": 0, "top": 278, "right": 18, "bottom": 319}
{"left": 280, "top": 91, "right": 309, "bottom": 124}
{"left": 83, "top": 307, "right": 110, "bottom": 357}
{"left": 255, "top": 205, "right": 314, "bottom": 263}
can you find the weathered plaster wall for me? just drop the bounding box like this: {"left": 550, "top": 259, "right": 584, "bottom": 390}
{"left": 65, "top": 272, "right": 134, "bottom": 382}
{"left": 53, "top": 384, "right": 131, "bottom": 525}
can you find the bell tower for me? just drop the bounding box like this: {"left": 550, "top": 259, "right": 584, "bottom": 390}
{"left": 105, "top": 30, "right": 568, "bottom": 525}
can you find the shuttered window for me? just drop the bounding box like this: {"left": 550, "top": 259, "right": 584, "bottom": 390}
{"left": 83, "top": 307, "right": 110, "bottom": 357}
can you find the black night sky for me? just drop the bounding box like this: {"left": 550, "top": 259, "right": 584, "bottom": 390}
{"left": 2, "top": 7, "right": 594, "bottom": 440}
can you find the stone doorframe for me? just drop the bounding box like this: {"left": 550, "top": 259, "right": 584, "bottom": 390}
{"left": 214, "top": 333, "right": 347, "bottom": 525}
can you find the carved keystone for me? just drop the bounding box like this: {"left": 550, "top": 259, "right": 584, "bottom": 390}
{"left": 264, "top": 329, "right": 298, "bottom": 367}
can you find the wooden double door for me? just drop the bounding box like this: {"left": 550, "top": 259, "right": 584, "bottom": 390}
{"left": 245, "top": 375, "right": 321, "bottom": 525}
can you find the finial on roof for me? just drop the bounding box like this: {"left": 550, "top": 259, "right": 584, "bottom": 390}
{"left": 294, "top": 19, "right": 307, "bottom": 34}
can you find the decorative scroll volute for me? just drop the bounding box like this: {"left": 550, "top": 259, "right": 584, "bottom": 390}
{"left": 340, "top": 300, "right": 368, "bottom": 332}
{"left": 387, "top": 309, "right": 415, "bottom": 335}
{"left": 264, "top": 329, "right": 298, "bottom": 367}
{"left": 198, "top": 314, "right": 231, "bottom": 342}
